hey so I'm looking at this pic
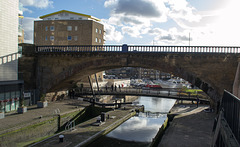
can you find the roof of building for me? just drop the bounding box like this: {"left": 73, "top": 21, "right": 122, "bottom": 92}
{"left": 39, "top": 10, "right": 100, "bottom": 21}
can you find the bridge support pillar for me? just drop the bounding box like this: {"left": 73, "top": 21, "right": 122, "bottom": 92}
{"left": 233, "top": 62, "right": 240, "bottom": 98}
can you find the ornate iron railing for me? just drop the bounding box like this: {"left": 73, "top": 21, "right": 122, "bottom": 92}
{"left": 36, "top": 45, "right": 240, "bottom": 53}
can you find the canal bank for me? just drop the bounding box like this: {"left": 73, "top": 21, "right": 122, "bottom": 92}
{"left": 31, "top": 105, "right": 143, "bottom": 147}
{"left": 158, "top": 101, "right": 216, "bottom": 147}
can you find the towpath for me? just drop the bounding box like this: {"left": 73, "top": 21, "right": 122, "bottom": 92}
{"left": 158, "top": 101, "right": 216, "bottom": 147}
{"left": 0, "top": 99, "right": 89, "bottom": 135}
{"left": 31, "top": 107, "right": 137, "bottom": 147}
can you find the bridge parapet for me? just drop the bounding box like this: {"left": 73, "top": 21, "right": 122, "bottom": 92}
{"left": 36, "top": 44, "right": 240, "bottom": 53}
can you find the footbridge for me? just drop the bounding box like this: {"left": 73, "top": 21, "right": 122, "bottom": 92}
{"left": 76, "top": 87, "right": 210, "bottom": 103}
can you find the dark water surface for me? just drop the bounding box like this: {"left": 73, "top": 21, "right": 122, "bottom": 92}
{"left": 87, "top": 96, "right": 176, "bottom": 147}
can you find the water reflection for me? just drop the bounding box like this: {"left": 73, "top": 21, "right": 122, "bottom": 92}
{"left": 136, "top": 96, "right": 176, "bottom": 112}
{"left": 106, "top": 96, "right": 176, "bottom": 143}
{"left": 107, "top": 115, "right": 166, "bottom": 142}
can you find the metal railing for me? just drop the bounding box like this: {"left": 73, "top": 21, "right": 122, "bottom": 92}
{"left": 65, "top": 120, "right": 75, "bottom": 131}
{"left": 36, "top": 45, "right": 122, "bottom": 52}
{"left": 36, "top": 45, "right": 240, "bottom": 53}
{"left": 221, "top": 90, "right": 240, "bottom": 144}
{"left": 76, "top": 87, "right": 209, "bottom": 102}
{"left": 0, "top": 51, "right": 22, "bottom": 65}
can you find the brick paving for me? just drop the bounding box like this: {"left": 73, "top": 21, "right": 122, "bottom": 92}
{"left": 158, "top": 102, "right": 216, "bottom": 147}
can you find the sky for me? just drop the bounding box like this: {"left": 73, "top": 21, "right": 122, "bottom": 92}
{"left": 20, "top": 0, "right": 240, "bottom": 46}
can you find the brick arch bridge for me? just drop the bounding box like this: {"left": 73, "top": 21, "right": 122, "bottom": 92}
{"left": 19, "top": 44, "right": 240, "bottom": 107}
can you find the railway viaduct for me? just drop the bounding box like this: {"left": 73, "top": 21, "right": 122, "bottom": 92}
{"left": 19, "top": 44, "right": 240, "bottom": 108}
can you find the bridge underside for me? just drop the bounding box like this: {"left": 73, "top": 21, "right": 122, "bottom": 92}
{"left": 32, "top": 51, "right": 238, "bottom": 108}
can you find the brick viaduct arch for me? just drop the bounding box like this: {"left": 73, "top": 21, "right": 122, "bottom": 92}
{"left": 34, "top": 51, "right": 239, "bottom": 106}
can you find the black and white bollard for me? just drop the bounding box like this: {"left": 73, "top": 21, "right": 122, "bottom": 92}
{"left": 59, "top": 135, "right": 64, "bottom": 142}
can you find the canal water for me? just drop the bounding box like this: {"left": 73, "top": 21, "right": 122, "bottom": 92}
{"left": 87, "top": 96, "right": 176, "bottom": 147}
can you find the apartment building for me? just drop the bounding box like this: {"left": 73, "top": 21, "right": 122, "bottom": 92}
{"left": 34, "top": 10, "right": 104, "bottom": 46}
{"left": 34, "top": 10, "right": 104, "bottom": 85}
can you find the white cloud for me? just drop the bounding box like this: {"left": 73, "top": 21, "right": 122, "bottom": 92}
{"left": 166, "top": 0, "right": 202, "bottom": 29}
{"left": 101, "top": 19, "right": 123, "bottom": 43}
{"left": 189, "top": 0, "right": 240, "bottom": 46}
{"left": 103, "top": 0, "right": 201, "bottom": 44}
{"left": 20, "top": 0, "right": 53, "bottom": 9}
{"left": 22, "top": 7, "right": 33, "bottom": 13}
{"left": 104, "top": 0, "right": 118, "bottom": 8}
{"left": 105, "top": 0, "right": 168, "bottom": 26}
{"left": 151, "top": 27, "right": 191, "bottom": 45}
{"left": 122, "top": 26, "right": 142, "bottom": 38}
{"left": 22, "top": 17, "right": 40, "bottom": 44}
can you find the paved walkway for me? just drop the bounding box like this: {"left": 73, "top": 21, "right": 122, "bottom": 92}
{"left": 31, "top": 107, "right": 136, "bottom": 147}
{"left": 158, "top": 102, "right": 216, "bottom": 147}
{"left": 0, "top": 98, "right": 89, "bottom": 135}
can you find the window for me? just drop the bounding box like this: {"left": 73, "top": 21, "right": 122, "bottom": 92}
{"left": 70, "top": 17, "right": 74, "bottom": 20}
{"left": 45, "top": 26, "right": 48, "bottom": 31}
{"left": 50, "top": 36, "right": 54, "bottom": 41}
{"left": 74, "top": 36, "right": 78, "bottom": 41}
{"left": 75, "top": 26, "right": 78, "bottom": 31}
{"left": 96, "top": 28, "right": 98, "bottom": 33}
{"left": 67, "top": 26, "right": 72, "bottom": 31}
{"left": 78, "top": 17, "right": 82, "bottom": 20}
{"left": 50, "top": 26, "right": 54, "bottom": 31}
{"left": 99, "top": 29, "right": 102, "bottom": 34}
{"left": 99, "top": 38, "right": 101, "bottom": 43}
{"left": 68, "top": 36, "right": 72, "bottom": 41}
{"left": 95, "top": 37, "right": 98, "bottom": 42}
{"left": 45, "top": 36, "right": 47, "bottom": 41}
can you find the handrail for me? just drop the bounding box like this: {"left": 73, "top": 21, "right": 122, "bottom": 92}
{"left": 36, "top": 45, "right": 240, "bottom": 53}
{"left": 65, "top": 120, "right": 75, "bottom": 131}
{"left": 0, "top": 51, "right": 22, "bottom": 65}
{"left": 75, "top": 87, "right": 209, "bottom": 101}
{"left": 222, "top": 90, "right": 240, "bottom": 144}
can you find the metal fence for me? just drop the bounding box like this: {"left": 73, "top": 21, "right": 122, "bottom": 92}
{"left": 222, "top": 90, "right": 240, "bottom": 144}
{"left": 75, "top": 87, "right": 209, "bottom": 102}
{"left": 36, "top": 45, "right": 240, "bottom": 53}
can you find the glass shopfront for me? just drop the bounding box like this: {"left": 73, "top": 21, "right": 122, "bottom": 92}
{"left": 0, "top": 80, "right": 23, "bottom": 113}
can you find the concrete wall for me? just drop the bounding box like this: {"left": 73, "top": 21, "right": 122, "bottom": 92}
{"left": 0, "top": 1, "right": 19, "bottom": 81}
{"left": 0, "top": 109, "right": 80, "bottom": 146}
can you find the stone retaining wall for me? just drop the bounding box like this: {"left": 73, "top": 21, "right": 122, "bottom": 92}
{"left": 0, "top": 109, "right": 80, "bottom": 146}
